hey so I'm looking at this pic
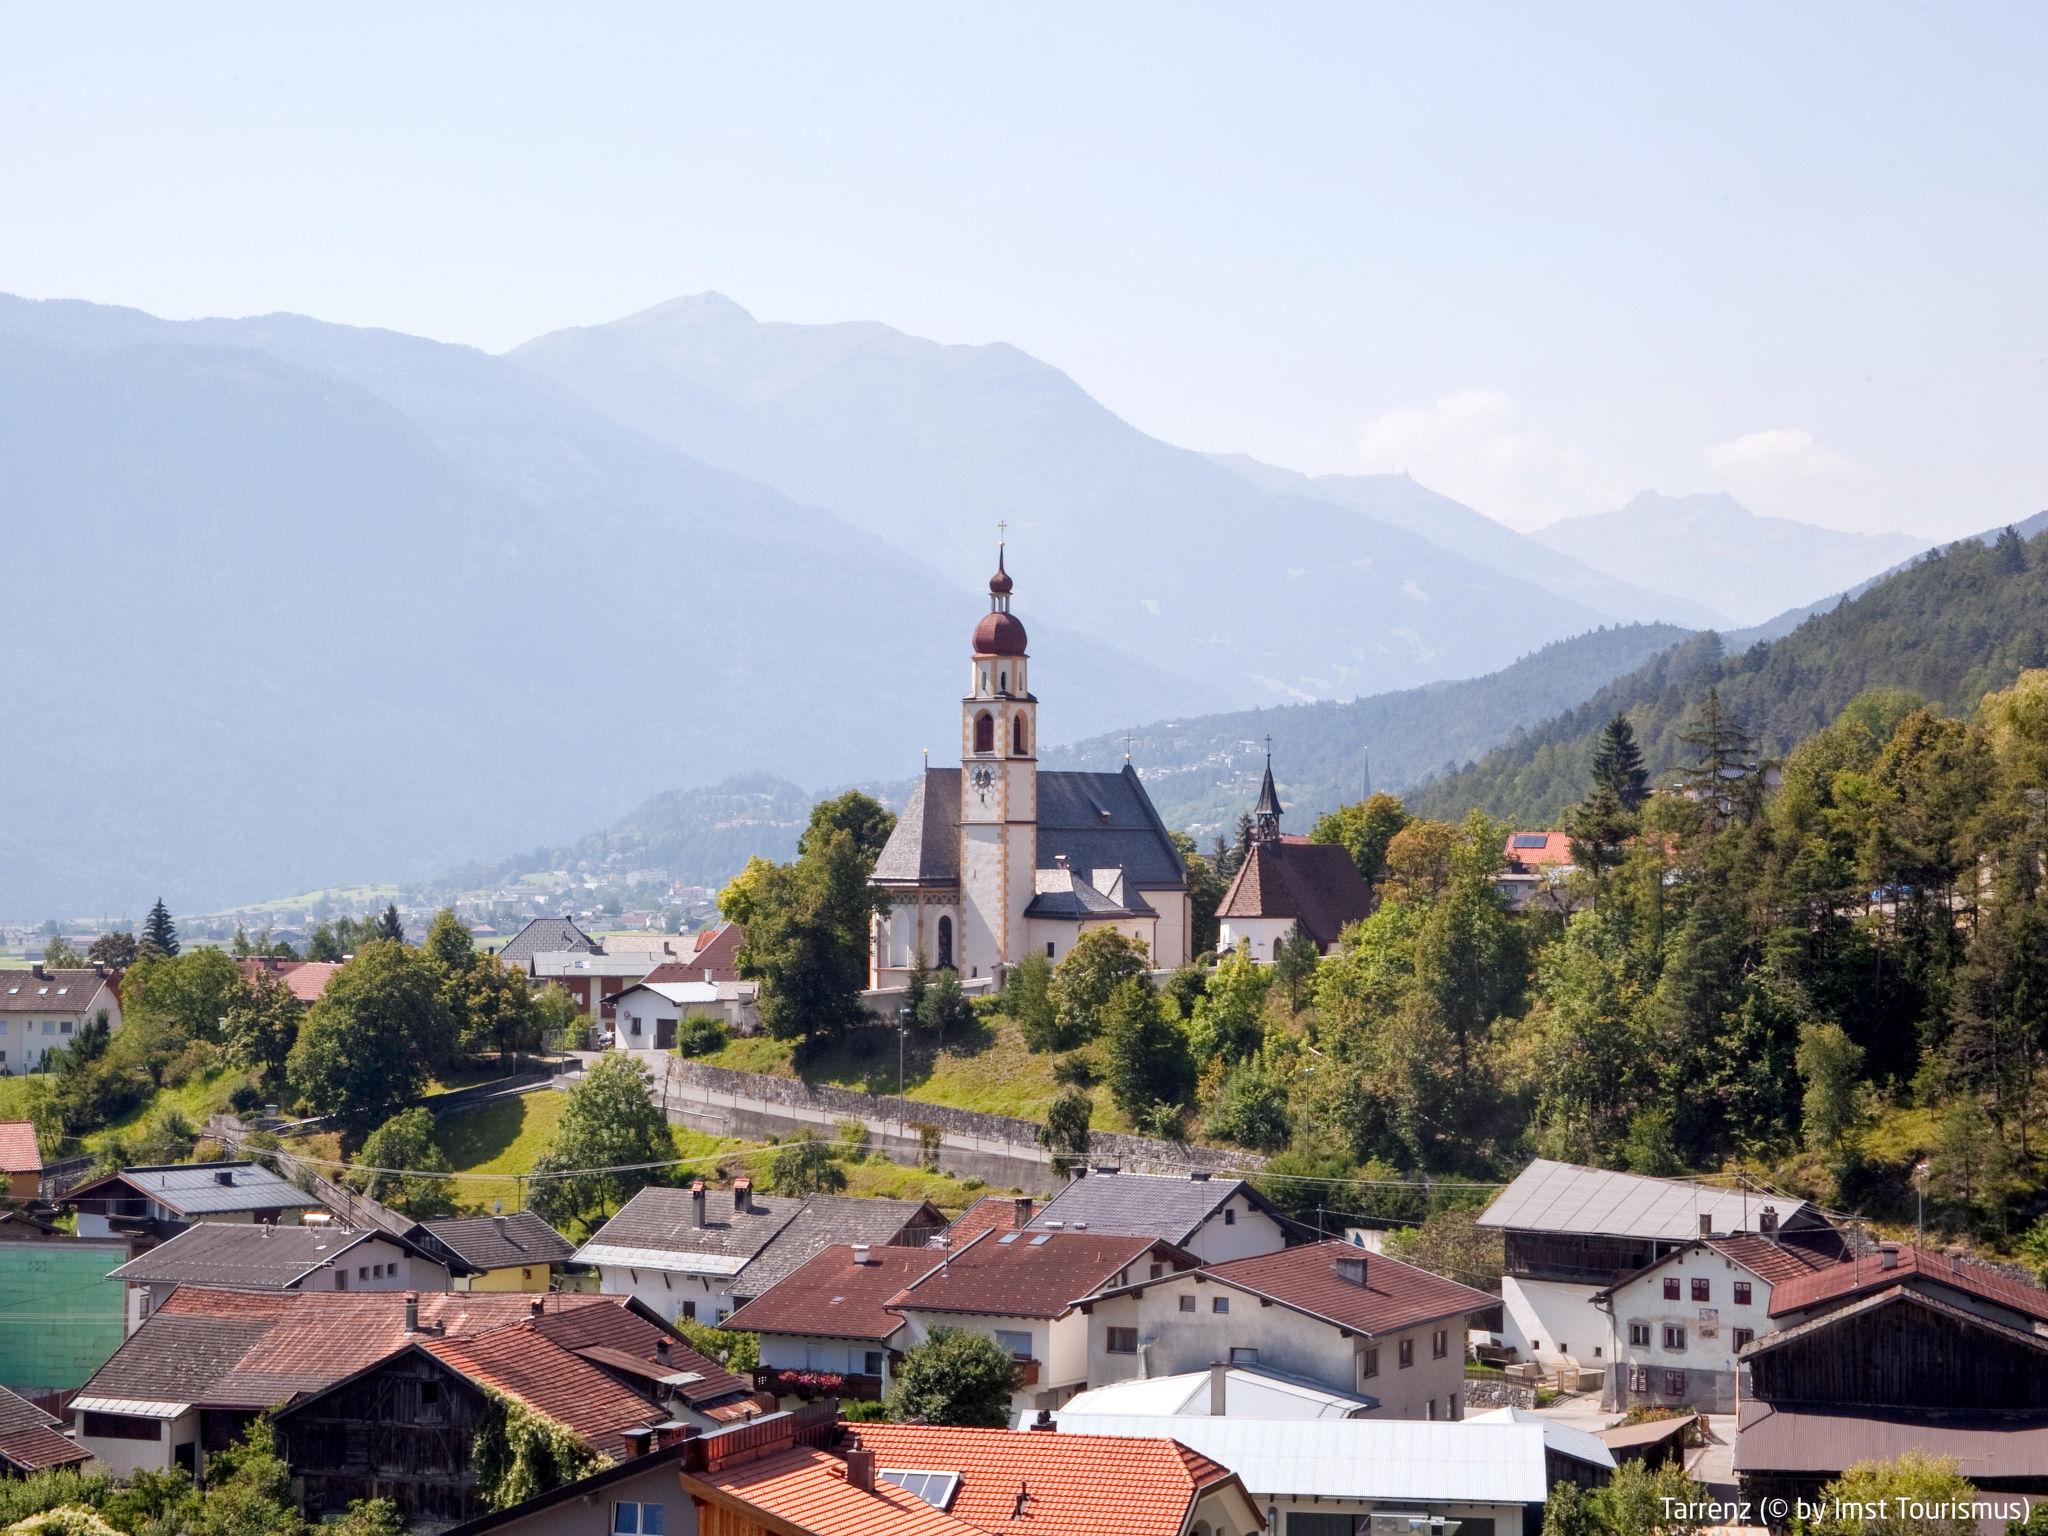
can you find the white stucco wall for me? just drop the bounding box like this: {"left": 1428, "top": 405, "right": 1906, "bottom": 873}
{"left": 1215, "top": 915, "right": 1297, "bottom": 962}
{"left": 598, "top": 1261, "right": 740, "bottom": 1326}
{"left": 896, "top": 1306, "right": 1082, "bottom": 1414}
{"left": 758, "top": 1332, "right": 895, "bottom": 1387}
{"left": 75, "top": 1407, "right": 192, "bottom": 1477}
{"left": 1180, "top": 1199, "right": 1289, "bottom": 1264}
{"left": 1500, "top": 1275, "right": 1609, "bottom": 1366}
{"left": 1606, "top": 1245, "right": 1779, "bottom": 1406}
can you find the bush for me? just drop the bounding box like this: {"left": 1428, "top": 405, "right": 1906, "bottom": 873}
{"left": 1051, "top": 1052, "right": 1097, "bottom": 1088}
{"left": 226, "top": 1080, "right": 263, "bottom": 1115}
{"left": 676, "top": 1015, "right": 730, "bottom": 1057}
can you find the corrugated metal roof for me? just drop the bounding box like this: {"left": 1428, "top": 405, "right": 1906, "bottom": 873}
{"left": 1052, "top": 1366, "right": 1377, "bottom": 1421}
{"left": 80, "top": 1162, "right": 317, "bottom": 1217}
{"left": 1042, "top": 1414, "right": 1552, "bottom": 1503}
{"left": 1467, "top": 1406, "right": 1617, "bottom": 1469}
{"left": 1477, "top": 1159, "right": 1804, "bottom": 1241}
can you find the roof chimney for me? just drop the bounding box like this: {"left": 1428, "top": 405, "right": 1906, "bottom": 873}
{"left": 1759, "top": 1205, "right": 1779, "bottom": 1243}
{"left": 851, "top": 1244, "right": 873, "bottom": 1266}
{"left": 691, "top": 1181, "right": 707, "bottom": 1228}
{"left": 530, "top": 1296, "right": 545, "bottom": 1318}
{"left": 404, "top": 1292, "right": 420, "bottom": 1334}
{"left": 1209, "top": 1361, "right": 1227, "bottom": 1416}
{"left": 216, "top": 1168, "right": 235, "bottom": 1186}
{"left": 1012, "top": 1197, "right": 1034, "bottom": 1226}
{"left": 733, "top": 1178, "right": 752, "bottom": 1214}
{"left": 1334, "top": 1253, "right": 1368, "bottom": 1288}
{"left": 494, "top": 1213, "right": 508, "bottom": 1234}
{"left": 622, "top": 1427, "right": 656, "bottom": 1459}
{"left": 656, "top": 1338, "right": 671, "bottom": 1362}
{"left": 844, "top": 1444, "right": 875, "bottom": 1492}
{"left": 30, "top": 963, "right": 45, "bottom": 980}
{"left": 1699, "top": 1213, "right": 1714, "bottom": 1238}
{"left": 1878, "top": 1243, "right": 1900, "bottom": 1271}
{"left": 1029, "top": 1409, "right": 1057, "bottom": 1432}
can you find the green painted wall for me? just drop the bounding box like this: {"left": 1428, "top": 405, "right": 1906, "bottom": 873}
{"left": 0, "top": 1238, "right": 128, "bottom": 1392}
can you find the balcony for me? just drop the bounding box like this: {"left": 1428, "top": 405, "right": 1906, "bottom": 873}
{"left": 755, "top": 1368, "right": 885, "bottom": 1404}
{"left": 1011, "top": 1356, "right": 1041, "bottom": 1387}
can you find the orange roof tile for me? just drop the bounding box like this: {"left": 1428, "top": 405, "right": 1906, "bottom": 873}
{"left": 689, "top": 1446, "right": 989, "bottom": 1536}
{"left": 891, "top": 1232, "right": 1184, "bottom": 1321}
{"left": 0, "top": 1121, "right": 42, "bottom": 1175}
{"left": 725, "top": 1244, "right": 946, "bottom": 1342}
{"left": 944, "top": 1195, "right": 1032, "bottom": 1249}
{"left": 425, "top": 1325, "right": 662, "bottom": 1460}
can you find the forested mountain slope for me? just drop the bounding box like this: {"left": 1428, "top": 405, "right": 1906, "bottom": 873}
{"left": 1414, "top": 528, "right": 2048, "bottom": 823}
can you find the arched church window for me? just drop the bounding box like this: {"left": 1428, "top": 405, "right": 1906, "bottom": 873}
{"left": 974, "top": 712, "right": 994, "bottom": 754}
{"left": 1000, "top": 668, "right": 1008, "bottom": 693}
{"left": 936, "top": 916, "right": 954, "bottom": 971}
{"left": 1012, "top": 714, "right": 1028, "bottom": 755}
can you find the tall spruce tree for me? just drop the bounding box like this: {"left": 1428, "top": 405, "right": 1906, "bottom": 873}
{"left": 374, "top": 903, "right": 405, "bottom": 943}
{"left": 141, "top": 898, "right": 179, "bottom": 957}
{"left": 1589, "top": 714, "right": 1650, "bottom": 810}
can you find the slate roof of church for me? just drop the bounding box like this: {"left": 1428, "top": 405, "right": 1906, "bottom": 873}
{"left": 871, "top": 766, "right": 1185, "bottom": 891}
{"left": 1216, "top": 838, "right": 1374, "bottom": 947}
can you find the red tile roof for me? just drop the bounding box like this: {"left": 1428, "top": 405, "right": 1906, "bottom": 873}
{"left": 725, "top": 1243, "right": 946, "bottom": 1342}
{"left": 1216, "top": 839, "right": 1375, "bottom": 948}
{"left": 425, "top": 1326, "right": 664, "bottom": 1460}
{"left": 891, "top": 1232, "right": 1185, "bottom": 1321}
{"left": 643, "top": 922, "right": 745, "bottom": 985}
{"left": 1502, "top": 831, "right": 1574, "bottom": 870}
{"left": 0, "top": 1385, "right": 85, "bottom": 1474}
{"left": 0, "top": 1121, "right": 42, "bottom": 1176}
{"left": 944, "top": 1195, "right": 1032, "bottom": 1249}
{"left": 1196, "top": 1241, "right": 1496, "bottom": 1337}
{"left": 853, "top": 1424, "right": 1240, "bottom": 1536}
{"left": 1768, "top": 1245, "right": 2048, "bottom": 1324}
{"left": 236, "top": 957, "right": 343, "bottom": 1005}
{"left": 689, "top": 1446, "right": 989, "bottom": 1536}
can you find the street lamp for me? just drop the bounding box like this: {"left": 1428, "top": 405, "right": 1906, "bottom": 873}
{"left": 896, "top": 1007, "right": 913, "bottom": 1124}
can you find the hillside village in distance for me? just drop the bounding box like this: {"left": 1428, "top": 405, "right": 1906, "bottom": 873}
{"left": 5, "top": 532, "right": 2048, "bottom": 1536}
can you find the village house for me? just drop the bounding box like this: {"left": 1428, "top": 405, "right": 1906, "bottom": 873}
{"left": 727, "top": 1194, "right": 946, "bottom": 1306}
{"left": 527, "top": 950, "right": 661, "bottom": 1024}
{"left": 1079, "top": 1241, "right": 1494, "bottom": 1423}
{"left": 1214, "top": 756, "right": 1375, "bottom": 959}
{"left": 411, "top": 1211, "right": 577, "bottom": 1293}
{"left": 1023, "top": 1168, "right": 1295, "bottom": 1264}
{"left": 495, "top": 916, "right": 600, "bottom": 971}
{"left": 1056, "top": 1361, "right": 1375, "bottom": 1421}
{"left": 63, "top": 1161, "right": 329, "bottom": 1243}
{"left": 1493, "top": 831, "right": 1578, "bottom": 913}
{"left": 0, "top": 1121, "right": 42, "bottom": 1201}
{"left": 887, "top": 1229, "right": 1198, "bottom": 1417}
{"left": 605, "top": 977, "right": 759, "bottom": 1048}
{"left": 0, "top": 1384, "right": 89, "bottom": 1476}
{"left": 633, "top": 920, "right": 746, "bottom": 984}
{"left": 1593, "top": 1229, "right": 1839, "bottom": 1412}
{"left": 1476, "top": 1159, "right": 1833, "bottom": 1375}
{"left": 0, "top": 964, "right": 123, "bottom": 1074}
{"left": 234, "top": 956, "right": 343, "bottom": 1007}
{"left": 722, "top": 1242, "right": 948, "bottom": 1404}
{"left": 1735, "top": 1244, "right": 2048, "bottom": 1512}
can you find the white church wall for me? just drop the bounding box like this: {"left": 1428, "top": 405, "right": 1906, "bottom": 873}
{"left": 1217, "top": 915, "right": 1297, "bottom": 962}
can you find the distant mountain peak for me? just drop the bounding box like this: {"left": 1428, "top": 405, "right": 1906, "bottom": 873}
{"left": 617, "top": 291, "right": 759, "bottom": 328}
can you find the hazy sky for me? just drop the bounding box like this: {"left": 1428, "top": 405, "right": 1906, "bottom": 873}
{"left": 5, "top": 4, "right": 2043, "bottom": 538}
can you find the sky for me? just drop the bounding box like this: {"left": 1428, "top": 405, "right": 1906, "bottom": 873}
{"left": 3, "top": 3, "right": 2043, "bottom": 539}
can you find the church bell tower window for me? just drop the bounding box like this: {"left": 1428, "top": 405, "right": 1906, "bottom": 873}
{"left": 1013, "top": 715, "right": 1027, "bottom": 755}
{"left": 936, "top": 916, "right": 954, "bottom": 971}
{"left": 974, "top": 712, "right": 995, "bottom": 755}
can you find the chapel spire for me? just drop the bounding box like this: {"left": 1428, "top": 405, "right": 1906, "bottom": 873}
{"left": 1252, "top": 741, "right": 1283, "bottom": 843}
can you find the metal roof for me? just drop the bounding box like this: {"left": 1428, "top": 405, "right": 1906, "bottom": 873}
{"left": 1476, "top": 1158, "right": 1804, "bottom": 1241}
{"left": 1465, "top": 1406, "right": 1617, "bottom": 1470}
{"left": 1037, "top": 1414, "right": 1552, "bottom": 1505}
{"left": 80, "top": 1162, "right": 319, "bottom": 1217}
{"left": 1050, "top": 1366, "right": 1377, "bottom": 1422}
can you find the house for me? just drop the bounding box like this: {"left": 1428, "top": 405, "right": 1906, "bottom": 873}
{"left": 1494, "top": 832, "right": 1579, "bottom": 914}
{"left": 63, "top": 1161, "right": 330, "bottom": 1242}
{"left": 412, "top": 1211, "right": 577, "bottom": 1292}
{"left": 107, "top": 1219, "right": 454, "bottom": 1332}
{"left": 73, "top": 1287, "right": 761, "bottom": 1489}
{"left": 728, "top": 1194, "right": 947, "bottom": 1306}
{"left": 887, "top": 1229, "right": 1198, "bottom": 1416}
{"left": 1024, "top": 1168, "right": 1295, "bottom": 1264}
{"left": 234, "top": 956, "right": 343, "bottom": 1007}
{"left": 528, "top": 951, "right": 660, "bottom": 1023}
{"left": 0, "top": 1233, "right": 131, "bottom": 1394}
{"left": 440, "top": 1431, "right": 705, "bottom": 1536}
{"left": 1735, "top": 1250, "right": 2048, "bottom": 1512}
{"left": 945, "top": 1194, "right": 1036, "bottom": 1247}
{"left": 497, "top": 916, "right": 600, "bottom": 971}
{"left": 1038, "top": 1412, "right": 1562, "bottom": 1536}
{"left": 640, "top": 921, "right": 746, "bottom": 985}
{"left": 0, "top": 1384, "right": 89, "bottom": 1475}
{"left": 868, "top": 549, "right": 1192, "bottom": 984}
{"left": 1592, "top": 1231, "right": 1840, "bottom": 1412}
{"left": 723, "top": 1242, "right": 949, "bottom": 1404}
{"left": 1215, "top": 757, "right": 1375, "bottom": 959}
{"left": 604, "top": 978, "right": 759, "bottom": 1048}
{"left": 0, "top": 964, "right": 123, "bottom": 1074}
{"left": 576, "top": 1179, "right": 805, "bottom": 1325}
{"left": 1056, "top": 1361, "right": 1376, "bottom": 1421}
{"left": 0, "top": 1121, "right": 42, "bottom": 1201}
{"left": 1466, "top": 1406, "right": 1619, "bottom": 1491}
{"left": 1476, "top": 1159, "right": 1831, "bottom": 1372}
{"left": 1080, "top": 1242, "right": 1494, "bottom": 1422}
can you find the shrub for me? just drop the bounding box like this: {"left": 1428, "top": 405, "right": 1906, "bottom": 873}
{"left": 676, "top": 1015, "right": 730, "bottom": 1057}
{"left": 1051, "top": 1052, "right": 1096, "bottom": 1088}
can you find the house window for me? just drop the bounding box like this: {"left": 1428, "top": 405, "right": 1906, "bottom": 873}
{"left": 1663, "top": 1325, "right": 1686, "bottom": 1351}
{"left": 1179, "top": 1295, "right": 1196, "bottom": 1313}
{"left": 1629, "top": 1323, "right": 1651, "bottom": 1347}
{"left": 1427, "top": 1397, "right": 1438, "bottom": 1421}
{"left": 1012, "top": 715, "right": 1028, "bottom": 755}
{"left": 1150, "top": 1264, "right": 1164, "bottom": 1279}
{"left": 1628, "top": 1365, "right": 1648, "bottom": 1393}
{"left": 1432, "top": 1328, "right": 1448, "bottom": 1360}
{"left": 681, "top": 1301, "right": 696, "bottom": 1321}
{"left": 1106, "top": 1328, "right": 1138, "bottom": 1355}
{"left": 994, "top": 1330, "right": 1033, "bottom": 1358}
{"left": 1229, "top": 1346, "right": 1259, "bottom": 1365}
{"left": 1733, "top": 1281, "right": 1753, "bottom": 1306}
{"left": 1046, "top": 942, "right": 1056, "bottom": 959}
{"left": 1223, "top": 1208, "right": 1236, "bottom": 1225}
{"left": 1398, "top": 1339, "right": 1414, "bottom": 1369}
{"left": 1664, "top": 1371, "right": 1686, "bottom": 1398}
{"left": 1211, "top": 1297, "right": 1229, "bottom": 1315}
{"left": 1362, "top": 1347, "right": 1379, "bottom": 1379}
{"left": 1733, "top": 1328, "right": 1755, "bottom": 1352}
{"left": 1662, "top": 1278, "right": 1680, "bottom": 1301}
{"left": 1691, "top": 1278, "right": 1710, "bottom": 1303}
{"left": 865, "top": 1351, "right": 886, "bottom": 1376}
{"left": 613, "top": 1503, "right": 666, "bottom": 1535}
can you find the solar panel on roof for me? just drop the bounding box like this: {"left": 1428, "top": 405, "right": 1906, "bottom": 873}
{"left": 1512, "top": 834, "right": 1549, "bottom": 849}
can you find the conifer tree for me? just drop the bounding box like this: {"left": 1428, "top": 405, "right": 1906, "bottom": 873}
{"left": 142, "top": 898, "right": 179, "bottom": 957}
{"left": 1589, "top": 714, "right": 1650, "bottom": 810}
{"left": 374, "top": 903, "right": 405, "bottom": 943}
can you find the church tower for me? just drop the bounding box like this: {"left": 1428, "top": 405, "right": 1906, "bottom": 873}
{"left": 956, "top": 541, "right": 1038, "bottom": 977}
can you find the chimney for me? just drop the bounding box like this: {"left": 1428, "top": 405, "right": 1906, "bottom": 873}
{"left": 844, "top": 1446, "right": 876, "bottom": 1492}
{"left": 1334, "top": 1254, "right": 1368, "bottom": 1288}
{"left": 1190, "top": 1170, "right": 1212, "bottom": 1183}
{"left": 404, "top": 1292, "right": 420, "bottom": 1334}
{"left": 494, "top": 1213, "right": 509, "bottom": 1235}
{"left": 530, "top": 1296, "right": 545, "bottom": 1318}
{"left": 691, "top": 1181, "right": 707, "bottom": 1228}
{"left": 622, "top": 1427, "right": 656, "bottom": 1459}
{"left": 216, "top": 1168, "right": 235, "bottom": 1186}
{"left": 656, "top": 1338, "right": 672, "bottom": 1363}
{"left": 30, "top": 963, "right": 45, "bottom": 980}
{"left": 851, "top": 1244, "right": 874, "bottom": 1266}
{"left": 1029, "top": 1409, "right": 1057, "bottom": 1432}
{"left": 1012, "top": 1197, "right": 1034, "bottom": 1226}
{"left": 733, "top": 1178, "right": 752, "bottom": 1215}
{"left": 1699, "top": 1213, "right": 1714, "bottom": 1238}
{"left": 1878, "top": 1243, "right": 1900, "bottom": 1271}
{"left": 1759, "top": 1206, "right": 1779, "bottom": 1243}
{"left": 1209, "top": 1360, "right": 1227, "bottom": 1416}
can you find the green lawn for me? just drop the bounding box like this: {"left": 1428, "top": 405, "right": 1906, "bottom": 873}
{"left": 695, "top": 1016, "right": 1133, "bottom": 1133}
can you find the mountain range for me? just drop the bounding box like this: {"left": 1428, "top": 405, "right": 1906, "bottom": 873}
{"left": 0, "top": 289, "right": 1946, "bottom": 915}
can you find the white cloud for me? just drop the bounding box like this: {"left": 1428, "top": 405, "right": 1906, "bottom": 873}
{"left": 1356, "top": 390, "right": 1629, "bottom": 530}
{"left": 1400, "top": 578, "right": 1431, "bottom": 603}
{"left": 1703, "top": 428, "right": 1852, "bottom": 480}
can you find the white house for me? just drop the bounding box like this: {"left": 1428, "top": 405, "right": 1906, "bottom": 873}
{"left": 0, "top": 965, "right": 123, "bottom": 1074}
{"left": 574, "top": 1179, "right": 804, "bottom": 1326}
{"left": 605, "top": 978, "right": 758, "bottom": 1049}
{"left": 722, "top": 1241, "right": 947, "bottom": 1405}
{"left": 1079, "top": 1241, "right": 1494, "bottom": 1423}
{"left": 1023, "top": 1167, "right": 1295, "bottom": 1265}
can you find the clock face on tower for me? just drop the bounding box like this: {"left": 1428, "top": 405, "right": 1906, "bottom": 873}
{"left": 971, "top": 766, "right": 995, "bottom": 804}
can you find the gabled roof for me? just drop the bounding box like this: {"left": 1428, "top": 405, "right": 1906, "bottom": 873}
{"left": 1476, "top": 1158, "right": 1813, "bottom": 1241}
{"left": 1592, "top": 1231, "right": 1842, "bottom": 1301}
{"left": 1184, "top": 1242, "right": 1495, "bottom": 1339}
{"left": 871, "top": 771, "right": 962, "bottom": 887}
{"left": 733, "top": 1196, "right": 947, "bottom": 1299}
{"left": 108, "top": 1221, "right": 403, "bottom": 1291}
{"left": 235, "top": 957, "right": 342, "bottom": 1005}
{"left": 422, "top": 1327, "right": 666, "bottom": 1461}
{"left": 1465, "top": 1406, "right": 1617, "bottom": 1471}
{"left": 1056, "top": 1363, "right": 1377, "bottom": 1421}
{"left": 63, "top": 1161, "right": 321, "bottom": 1218}
{"left": 945, "top": 1195, "right": 1034, "bottom": 1248}
{"left": 573, "top": 1183, "right": 806, "bottom": 1275}
{"left": 417, "top": 1211, "right": 575, "bottom": 1273}
{"left": 1502, "top": 831, "right": 1575, "bottom": 870}
{"left": 0, "top": 1121, "right": 42, "bottom": 1176}
{"left": 1216, "top": 840, "right": 1374, "bottom": 948}
{"left": 890, "top": 1231, "right": 1185, "bottom": 1321}
{"left": 1023, "top": 866, "right": 1156, "bottom": 921}
{"left": 853, "top": 1423, "right": 1243, "bottom": 1536}
{"left": 529, "top": 951, "right": 660, "bottom": 979}
{"left": 689, "top": 1445, "right": 991, "bottom": 1536}
{"left": 1767, "top": 1247, "right": 2048, "bottom": 1325}
{"left": 1024, "top": 1170, "right": 1290, "bottom": 1248}
{"left": 0, "top": 1385, "right": 86, "bottom": 1473}
{"left": 725, "top": 1243, "right": 948, "bottom": 1342}
{"left": 643, "top": 922, "right": 745, "bottom": 985}
{"left": 0, "top": 968, "right": 116, "bottom": 1015}
{"left": 498, "top": 916, "right": 599, "bottom": 969}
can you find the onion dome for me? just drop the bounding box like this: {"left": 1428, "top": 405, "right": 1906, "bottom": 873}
{"left": 973, "top": 539, "right": 1027, "bottom": 654}
{"left": 989, "top": 545, "right": 1014, "bottom": 596}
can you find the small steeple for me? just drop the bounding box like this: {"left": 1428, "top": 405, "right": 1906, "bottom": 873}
{"left": 1253, "top": 738, "right": 1282, "bottom": 842}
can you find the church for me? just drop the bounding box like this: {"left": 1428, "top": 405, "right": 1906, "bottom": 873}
{"left": 868, "top": 548, "right": 1191, "bottom": 986}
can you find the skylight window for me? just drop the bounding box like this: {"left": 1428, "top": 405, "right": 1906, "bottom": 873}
{"left": 881, "top": 1470, "right": 960, "bottom": 1510}
{"left": 1029, "top": 1233, "right": 1052, "bottom": 1246}
{"left": 997, "top": 1233, "right": 1020, "bottom": 1244}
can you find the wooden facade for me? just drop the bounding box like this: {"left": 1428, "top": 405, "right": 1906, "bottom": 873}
{"left": 1749, "top": 1291, "right": 2048, "bottom": 1413}
{"left": 278, "top": 1351, "right": 494, "bottom": 1526}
